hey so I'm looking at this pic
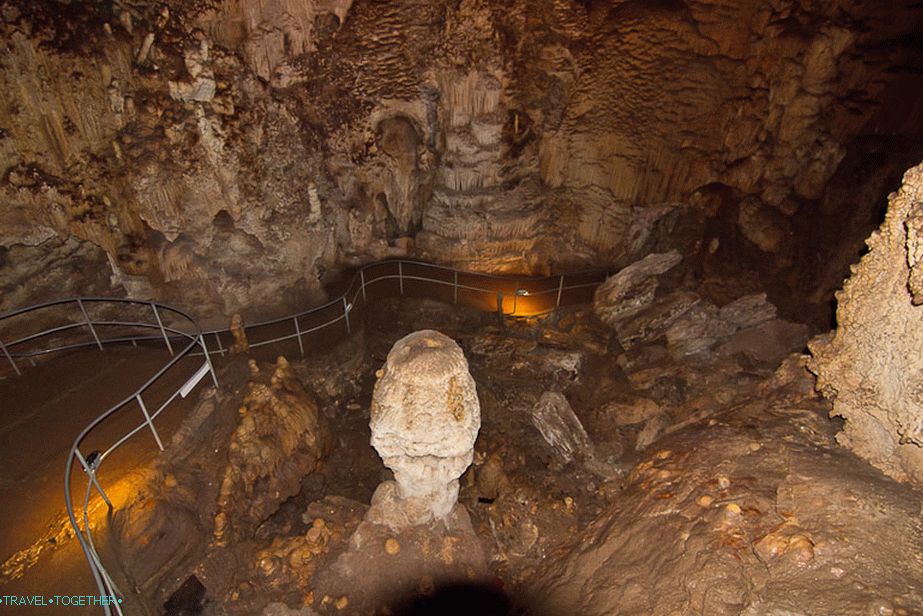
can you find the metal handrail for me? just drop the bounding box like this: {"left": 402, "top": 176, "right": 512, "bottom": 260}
{"left": 0, "top": 258, "right": 608, "bottom": 614}
{"left": 1, "top": 298, "right": 220, "bottom": 616}
{"left": 192, "top": 259, "right": 607, "bottom": 356}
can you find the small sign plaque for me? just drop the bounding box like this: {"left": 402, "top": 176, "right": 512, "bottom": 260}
{"left": 180, "top": 362, "right": 210, "bottom": 398}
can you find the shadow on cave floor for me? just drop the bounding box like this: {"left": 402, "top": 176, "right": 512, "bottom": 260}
{"left": 384, "top": 580, "right": 551, "bottom": 616}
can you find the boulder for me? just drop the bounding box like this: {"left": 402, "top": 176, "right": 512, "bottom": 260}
{"left": 593, "top": 251, "right": 683, "bottom": 328}
{"left": 531, "top": 391, "right": 593, "bottom": 464}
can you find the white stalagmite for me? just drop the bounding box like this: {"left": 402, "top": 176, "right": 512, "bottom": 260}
{"left": 367, "top": 330, "right": 481, "bottom": 528}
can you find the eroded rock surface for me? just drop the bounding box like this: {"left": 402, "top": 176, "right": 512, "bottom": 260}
{"left": 0, "top": 1, "right": 921, "bottom": 322}
{"left": 531, "top": 364, "right": 923, "bottom": 616}
{"left": 809, "top": 162, "right": 923, "bottom": 484}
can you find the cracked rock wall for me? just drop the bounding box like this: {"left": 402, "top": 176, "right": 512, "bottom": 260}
{"left": 0, "top": 0, "right": 920, "bottom": 319}
{"left": 809, "top": 161, "right": 923, "bottom": 485}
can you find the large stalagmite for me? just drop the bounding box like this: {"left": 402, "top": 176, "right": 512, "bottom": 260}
{"left": 809, "top": 161, "right": 923, "bottom": 484}
{"left": 214, "top": 357, "right": 331, "bottom": 545}
{"left": 367, "top": 329, "right": 480, "bottom": 528}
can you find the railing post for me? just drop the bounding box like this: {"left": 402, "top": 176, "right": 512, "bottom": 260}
{"left": 0, "top": 336, "right": 20, "bottom": 376}
{"left": 343, "top": 297, "right": 351, "bottom": 334}
{"left": 151, "top": 303, "right": 174, "bottom": 356}
{"left": 453, "top": 270, "right": 458, "bottom": 304}
{"left": 556, "top": 274, "right": 565, "bottom": 308}
{"left": 198, "top": 334, "right": 220, "bottom": 390}
{"left": 214, "top": 331, "right": 224, "bottom": 355}
{"left": 293, "top": 316, "right": 305, "bottom": 357}
{"left": 360, "top": 268, "right": 367, "bottom": 302}
{"left": 74, "top": 449, "right": 113, "bottom": 509}
{"left": 398, "top": 262, "right": 404, "bottom": 296}
{"left": 136, "top": 394, "right": 164, "bottom": 451}
{"left": 77, "top": 299, "right": 104, "bottom": 351}
{"left": 513, "top": 281, "right": 520, "bottom": 314}
{"left": 496, "top": 291, "right": 504, "bottom": 319}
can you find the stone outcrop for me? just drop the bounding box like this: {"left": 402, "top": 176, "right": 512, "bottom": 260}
{"left": 531, "top": 391, "right": 593, "bottom": 465}
{"left": 0, "top": 1, "right": 920, "bottom": 320}
{"left": 592, "top": 250, "right": 683, "bottom": 328}
{"left": 594, "top": 253, "right": 808, "bottom": 362}
{"left": 809, "top": 162, "right": 923, "bottom": 484}
{"left": 367, "top": 330, "right": 480, "bottom": 528}
{"left": 530, "top": 376, "right": 923, "bottom": 615}
{"left": 213, "top": 357, "right": 330, "bottom": 545}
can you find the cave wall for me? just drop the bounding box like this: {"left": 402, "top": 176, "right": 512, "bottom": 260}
{"left": 1, "top": 0, "right": 920, "bottom": 319}
{"left": 809, "top": 161, "right": 923, "bottom": 485}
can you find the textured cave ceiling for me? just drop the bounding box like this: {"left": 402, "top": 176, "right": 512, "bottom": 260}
{"left": 0, "top": 0, "right": 921, "bottom": 324}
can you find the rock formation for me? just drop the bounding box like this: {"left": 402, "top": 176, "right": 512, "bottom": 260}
{"left": 214, "top": 357, "right": 331, "bottom": 545}
{"left": 530, "top": 371, "right": 923, "bottom": 615}
{"left": 0, "top": 1, "right": 920, "bottom": 323}
{"left": 531, "top": 391, "right": 593, "bottom": 465}
{"left": 592, "top": 250, "right": 683, "bottom": 328}
{"left": 809, "top": 162, "right": 923, "bottom": 484}
{"left": 367, "top": 330, "right": 480, "bottom": 528}
{"left": 229, "top": 312, "right": 249, "bottom": 354}
{"left": 594, "top": 252, "right": 807, "bottom": 360}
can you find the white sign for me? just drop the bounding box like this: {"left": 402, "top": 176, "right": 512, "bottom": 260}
{"left": 180, "top": 362, "right": 210, "bottom": 398}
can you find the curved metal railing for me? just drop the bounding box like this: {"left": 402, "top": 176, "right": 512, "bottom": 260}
{"left": 0, "top": 258, "right": 607, "bottom": 614}
{"left": 193, "top": 259, "right": 608, "bottom": 357}
{"left": 0, "top": 299, "right": 220, "bottom": 616}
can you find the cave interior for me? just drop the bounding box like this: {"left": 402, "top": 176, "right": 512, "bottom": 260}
{"left": 1, "top": 0, "right": 923, "bottom": 615}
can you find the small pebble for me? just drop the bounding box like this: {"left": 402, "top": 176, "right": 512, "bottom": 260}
{"left": 385, "top": 537, "right": 401, "bottom": 555}
{"left": 335, "top": 596, "right": 348, "bottom": 610}
{"left": 696, "top": 494, "right": 713, "bottom": 507}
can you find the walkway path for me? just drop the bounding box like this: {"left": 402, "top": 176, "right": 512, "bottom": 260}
{"left": 0, "top": 346, "right": 200, "bottom": 614}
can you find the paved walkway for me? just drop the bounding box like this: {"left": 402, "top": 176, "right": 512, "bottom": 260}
{"left": 0, "top": 346, "right": 200, "bottom": 614}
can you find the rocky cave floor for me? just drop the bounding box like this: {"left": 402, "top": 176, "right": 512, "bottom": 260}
{"left": 115, "top": 296, "right": 923, "bottom": 616}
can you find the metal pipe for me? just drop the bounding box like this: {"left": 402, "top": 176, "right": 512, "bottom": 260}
{"left": 360, "top": 268, "right": 367, "bottom": 302}
{"left": 343, "top": 297, "right": 351, "bottom": 334}
{"left": 136, "top": 395, "right": 164, "bottom": 451}
{"left": 398, "top": 262, "right": 404, "bottom": 295}
{"left": 0, "top": 336, "right": 20, "bottom": 375}
{"left": 78, "top": 299, "right": 104, "bottom": 350}
{"left": 151, "top": 303, "right": 174, "bottom": 356}
{"left": 75, "top": 449, "right": 113, "bottom": 509}
{"left": 214, "top": 331, "right": 224, "bottom": 355}
{"left": 293, "top": 317, "right": 304, "bottom": 357}
{"left": 198, "top": 334, "right": 220, "bottom": 390}
{"left": 64, "top": 451, "right": 113, "bottom": 616}
{"left": 556, "top": 274, "right": 565, "bottom": 308}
